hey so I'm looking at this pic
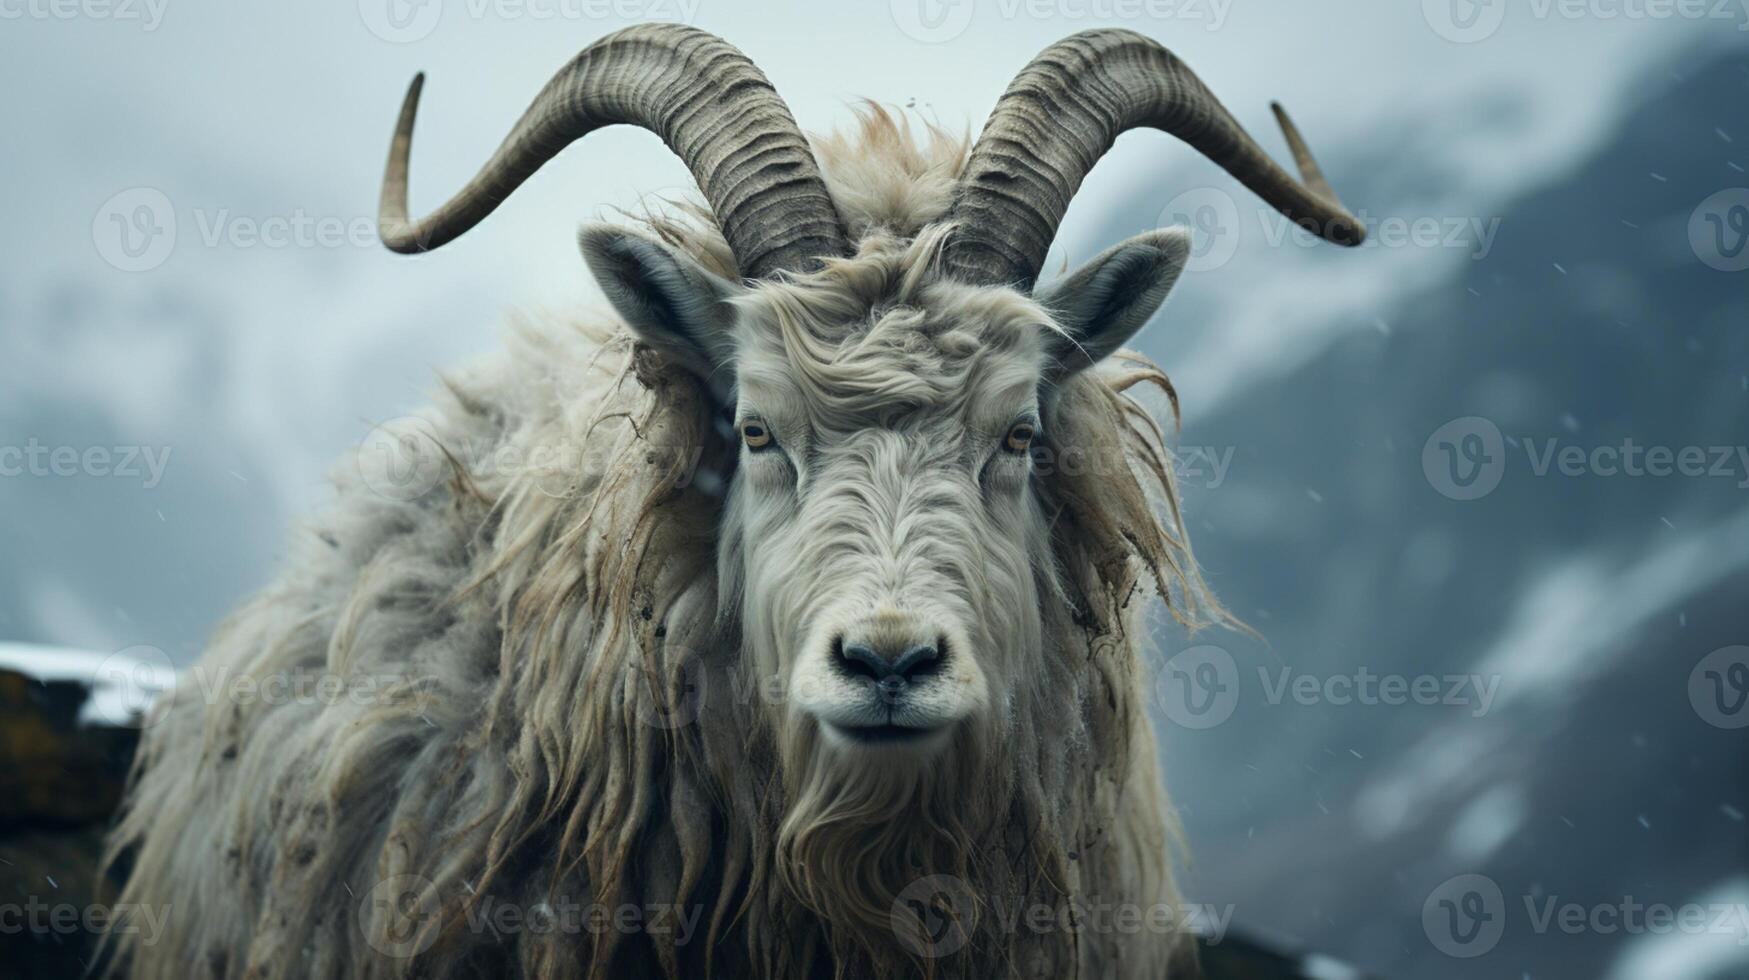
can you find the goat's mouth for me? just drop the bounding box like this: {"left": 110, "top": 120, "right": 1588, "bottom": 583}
{"left": 821, "top": 719, "right": 952, "bottom": 749}
{"left": 805, "top": 684, "right": 967, "bottom": 749}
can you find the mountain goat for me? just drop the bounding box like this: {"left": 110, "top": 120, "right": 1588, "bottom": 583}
{"left": 103, "top": 23, "right": 1362, "bottom": 980}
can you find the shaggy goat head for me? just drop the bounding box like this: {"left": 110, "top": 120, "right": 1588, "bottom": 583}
{"left": 375, "top": 24, "right": 1362, "bottom": 954}
{"left": 574, "top": 219, "right": 1203, "bottom": 763}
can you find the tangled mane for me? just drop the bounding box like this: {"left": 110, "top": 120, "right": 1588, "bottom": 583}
{"left": 103, "top": 106, "right": 1223, "bottom": 980}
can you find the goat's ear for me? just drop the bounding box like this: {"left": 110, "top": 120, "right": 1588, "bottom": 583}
{"left": 1032, "top": 228, "right": 1191, "bottom": 378}
{"left": 579, "top": 224, "right": 743, "bottom": 391}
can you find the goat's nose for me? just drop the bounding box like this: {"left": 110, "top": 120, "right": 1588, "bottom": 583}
{"left": 834, "top": 636, "right": 945, "bottom": 694}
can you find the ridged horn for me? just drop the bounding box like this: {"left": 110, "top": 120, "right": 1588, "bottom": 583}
{"left": 943, "top": 29, "right": 1364, "bottom": 288}
{"left": 378, "top": 23, "right": 848, "bottom": 280}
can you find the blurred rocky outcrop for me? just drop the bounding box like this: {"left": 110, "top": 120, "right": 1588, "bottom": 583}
{"left": 0, "top": 646, "right": 161, "bottom": 978}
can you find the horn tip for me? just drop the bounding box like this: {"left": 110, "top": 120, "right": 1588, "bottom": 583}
{"left": 1269, "top": 101, "right": 1298, "bottom": 133}
{"left": 392, "top": 73, "right": 426, "bottom": 135}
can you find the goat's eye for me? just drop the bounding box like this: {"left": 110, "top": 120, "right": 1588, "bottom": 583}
{"left": 1003, "top": 421, "right": 1036, "bottom": 454}
{"left": 740, "top": 419, "right": 774, "bottom": 451}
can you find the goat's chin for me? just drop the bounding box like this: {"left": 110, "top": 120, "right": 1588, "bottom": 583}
{"left": 774, "top": 711, "right": 1000, "bottom": 965}
{"left": 815, "top": 718, "right": 956, "bottom": 757}
{"left": 778, "top": 710, "right": 979, "bottom": 786}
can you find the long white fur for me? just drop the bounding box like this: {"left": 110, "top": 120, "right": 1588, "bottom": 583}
{"left": 102, "top": 107, "right": 1222, "bottom": 980}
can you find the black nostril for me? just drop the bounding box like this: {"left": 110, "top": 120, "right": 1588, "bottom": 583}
{"left": 837, "top": 640, "right": 893, "bottom": 682}
{"left": 833, "top": 635, "right": 948, "bottom": 686}
{"left": 889, "top": 642, "right": 940, "bottom": 680}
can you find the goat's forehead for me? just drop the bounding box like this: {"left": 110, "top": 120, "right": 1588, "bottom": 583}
{"left": 733, "top": 298, "right": 1048, "bottom": 431}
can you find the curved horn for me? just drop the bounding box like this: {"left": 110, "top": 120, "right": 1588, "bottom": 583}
{"left": 378, "top": 24, "right": 848, "bottom": 280}
{"left": 943, "top": 29, "right": 1364, "bottom": 288}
